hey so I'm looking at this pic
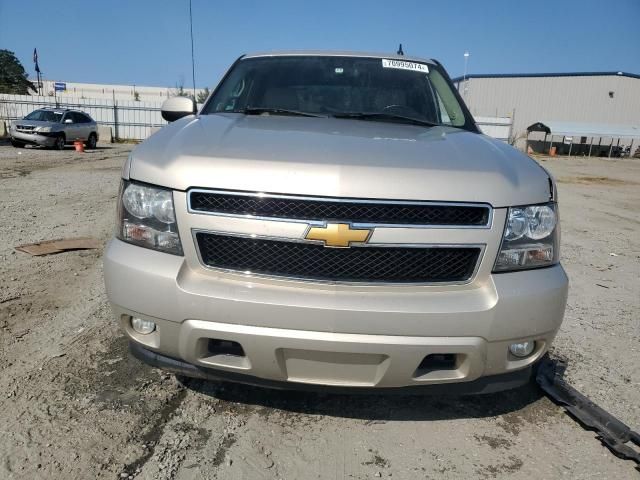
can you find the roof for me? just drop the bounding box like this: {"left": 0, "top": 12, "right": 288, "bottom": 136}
{"left": 451, "top": 71, "right": 640, "bottom": 82}
{"left": 527, "top": 121, "right": 640, "bottom": 139}
{"left": 243, "top": 50, "right": 436, "bottom": 64}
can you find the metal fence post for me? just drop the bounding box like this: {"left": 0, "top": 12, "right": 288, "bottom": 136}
{"left": 508, "top": 108, "right": 515, "bottom": 145}
{"left": 112, "top": 90, "right": 119, "bottom": 141}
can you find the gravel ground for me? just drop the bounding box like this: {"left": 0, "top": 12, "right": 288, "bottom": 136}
{"left": 0, "top": 142, "right": 638, "bottom": 479}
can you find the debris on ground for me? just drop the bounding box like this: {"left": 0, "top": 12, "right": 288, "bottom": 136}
{"left": 15, "top": 237, "right": 102, "bottom": 256}
{"left": 537, "top": 356, "right": 640, "bottom": 471}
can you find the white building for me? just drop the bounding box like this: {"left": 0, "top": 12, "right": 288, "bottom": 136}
{"left": 452, "top": 71, "right": 640, "bottom": 150}
{"left": 38, "top": 79, "right": 208, "bottom": 103}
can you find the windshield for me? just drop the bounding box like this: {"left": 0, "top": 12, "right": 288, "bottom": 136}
{"left": 24, "top": 110, "right": 64, "bottom": 122}
{"left": 202, "top": 56, "right": 473, "bottom": 129}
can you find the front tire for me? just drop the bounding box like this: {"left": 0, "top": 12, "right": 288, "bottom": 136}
{"left": 11, "top": 139, "right": 25, "bottom": 148}
{"left": 86, "top": 133, "right": 97, "bottom": 150}
{"left": 53, "top": 134, "right": 65, "bottom": 150}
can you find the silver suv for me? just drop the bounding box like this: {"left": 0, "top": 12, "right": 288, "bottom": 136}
{"left": 9, "top": 108, "right": 98, "bottom": 149}
{"left": 104, "top": 51, "right": 568, "bottom": 394}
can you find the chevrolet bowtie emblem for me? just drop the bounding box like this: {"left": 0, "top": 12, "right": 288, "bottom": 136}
{"left": 305, "top": 223, "right": 372, "bottom": 248}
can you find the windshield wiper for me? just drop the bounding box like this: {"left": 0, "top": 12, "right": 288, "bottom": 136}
{"left": 240, "top": 107, "right": 326, "bottom": 118}
{"left": 332, "top": 112, "right": 438, "bottom": 128}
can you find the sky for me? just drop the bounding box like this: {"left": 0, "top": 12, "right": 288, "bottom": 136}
{"left": 1, "top": 0, "right": 639, "bottom": 89}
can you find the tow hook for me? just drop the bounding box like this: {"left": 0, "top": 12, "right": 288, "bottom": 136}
{"left": 536, "top": 356, "right": 640, "bottom": 472}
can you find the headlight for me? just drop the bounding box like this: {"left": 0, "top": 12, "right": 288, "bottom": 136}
{"left": 116, "top": 180, "right": 183, "bottom": 255}
{"left": 493, "top": 203, "right": 558, "bottom": 272}
{"left": 35, "top": 126, "right": 52, "bottom": 133}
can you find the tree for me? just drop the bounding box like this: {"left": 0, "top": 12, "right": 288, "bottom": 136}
{"left": 176, "top": 85, "right": 188, "bottom": 97}
{"left": 173, "top": 78, "right": 195, "bottom": 101}
{"left": 174, "top": 82, "right": 190, "bottom": 99}
{"left": 196, "top": 87, "right": 210, "bottom": 103}
{"left": 0, "top": 50, "right": 36, "bottom": 95}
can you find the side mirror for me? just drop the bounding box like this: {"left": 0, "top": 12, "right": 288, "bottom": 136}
{"left": 161, "top": 97, "right": 197, "bottom": 122}
{"left": 64, "top": 118, "right": 73, "bottom": 124}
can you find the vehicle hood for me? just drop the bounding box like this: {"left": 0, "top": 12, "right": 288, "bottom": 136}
{"left": 129, "top": 114, "right": 551, "bottom": 207}
{"left": 12, "top": 120, "right": 57, "bottom": 128}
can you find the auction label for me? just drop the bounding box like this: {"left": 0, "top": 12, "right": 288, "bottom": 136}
{"left": 382, "top": 59, "right": 429, "bottom": 73}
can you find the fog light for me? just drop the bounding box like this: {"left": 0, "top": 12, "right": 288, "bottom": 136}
{"left": 509, "top": 341, "right": 535, "bottom": 358}
{"left": 131, "top": 317, "right": 156, "bottom": 335}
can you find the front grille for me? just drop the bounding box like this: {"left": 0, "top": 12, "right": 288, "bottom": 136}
{"left": 189, "top": 191, "right": 490, "bottom": 226}
{"left": 196, "top": 232, "right": 481, "bottom": 283}
{"left": 16, "top": 125, "right": 36, "bottom": 132}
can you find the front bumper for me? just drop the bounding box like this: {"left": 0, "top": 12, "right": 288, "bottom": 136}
{"left": 104, "top": 238, "right": 568, "bottom": 390}
{"left": 130, "top": 341, "right": 536, "bottom": 394}
{"left": 10, "top": 130, "right": 57, "bottom": 146}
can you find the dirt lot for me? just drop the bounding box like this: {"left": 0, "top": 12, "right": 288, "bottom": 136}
{"left": 0, "top": 143, "right": 638, "bottom": 479}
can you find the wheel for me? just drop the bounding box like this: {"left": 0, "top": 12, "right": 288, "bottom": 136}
{"left": 86, "top": 133, "right": 97, "bottom": 150}
{"left": 53, "top": 134, "right": 65, "bottom": 150}
{"left": 10, "top": 139, "right": 25, "bottom": 148}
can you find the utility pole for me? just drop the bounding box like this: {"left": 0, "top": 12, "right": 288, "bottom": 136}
{"left": 463, "top": 51, "right": 470, "bottom": 98}
{"left": 189, "top": 0, "right": 197, "bottom": 101}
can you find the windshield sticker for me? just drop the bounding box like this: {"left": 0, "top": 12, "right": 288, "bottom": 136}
{"left": 382, "top": 59, "right": 429, "bottom": 73}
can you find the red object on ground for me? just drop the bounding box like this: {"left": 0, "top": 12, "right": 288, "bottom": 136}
{"left": 74, "top": 141, "right": 84, "bottom": 153}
